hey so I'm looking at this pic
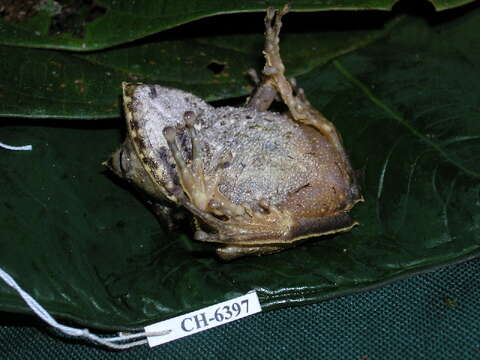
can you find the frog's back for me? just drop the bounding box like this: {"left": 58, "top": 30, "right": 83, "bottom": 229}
{"left": 200, "top": 107, "right": 352, "bottom": 216}
{"left": 121, "top": 83, "right": 356, "bottom": 218}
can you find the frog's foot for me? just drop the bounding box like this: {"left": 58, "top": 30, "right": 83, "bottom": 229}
{"left": 189, "top": 198, "right": 295, "bottom": 249}
{"left": 163, "top": 111, "right": 246, "bottom": 218}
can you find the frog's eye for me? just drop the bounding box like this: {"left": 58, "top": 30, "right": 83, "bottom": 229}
{"left": 107, "top": 146, "right": 128, "bottom": 179}
{"left": 119, "top": 148, "right": 130, "bottom": 178}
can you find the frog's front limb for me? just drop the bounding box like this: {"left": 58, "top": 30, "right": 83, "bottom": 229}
{"left": 163, "top": 111, "right": 246, "bottom": 218}
{"left": 162, "top": 117, "right": 297, "bottom": 252}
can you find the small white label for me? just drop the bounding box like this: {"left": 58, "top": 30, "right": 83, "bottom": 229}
{"left": 145, "top": 291, "right": 262, "bottom": 347}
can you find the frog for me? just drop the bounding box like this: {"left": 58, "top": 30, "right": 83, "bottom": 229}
{"left": 107, "top": 5, "right": 363, "bottom": 260}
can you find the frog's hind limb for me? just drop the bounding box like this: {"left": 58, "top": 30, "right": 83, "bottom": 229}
{"left": 262, "top": 6, "right": 343, "bottom": 147}
{"left": 252, "top": 5, "right": 358, "bottom": 186}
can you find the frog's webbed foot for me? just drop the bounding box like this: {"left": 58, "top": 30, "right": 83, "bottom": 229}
{"left": 191, "top": 199, "right": 294, "bottom": 247}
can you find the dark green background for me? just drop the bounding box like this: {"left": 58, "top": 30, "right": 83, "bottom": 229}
{"left": 1, "top": 259, "right": 479, "bottom": 359}
{"left": 1, "top": 0, "right": 479, "bottom": 351}
{"left": 0, "top": 0, "right": 473, "bottom": 51}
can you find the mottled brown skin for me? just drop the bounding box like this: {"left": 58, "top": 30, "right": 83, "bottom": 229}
{"left": 107, "top": 6, "right": 363, "bottom": 260}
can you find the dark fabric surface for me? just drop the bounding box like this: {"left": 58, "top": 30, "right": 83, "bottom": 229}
{"left": 1, "top": 258, "right": 479, "bottom": 360}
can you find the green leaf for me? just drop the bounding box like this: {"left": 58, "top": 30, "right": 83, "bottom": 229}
{"left": 0, "top": 0, "right": 474, "bottom": 51}
{"left": 0, "top": 14, "right": 397, "bottom": 119}
{"left": 0, "top": 8, "right": 479, "bottom": 330}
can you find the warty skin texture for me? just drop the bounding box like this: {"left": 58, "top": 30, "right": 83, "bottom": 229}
{"left": 108, "top": 6, "right": 362, "bottom": 259}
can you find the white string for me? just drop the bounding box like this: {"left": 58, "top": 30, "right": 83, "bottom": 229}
{"left": 0, "top": 267, "right": 170, "bottom": 350}
{"left": 0, "top": 142, "right": 32, "bottom": 151}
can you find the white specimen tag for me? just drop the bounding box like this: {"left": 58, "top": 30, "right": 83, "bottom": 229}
{"left": 145, "top": 291, "right": 262, "bottom": 347}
